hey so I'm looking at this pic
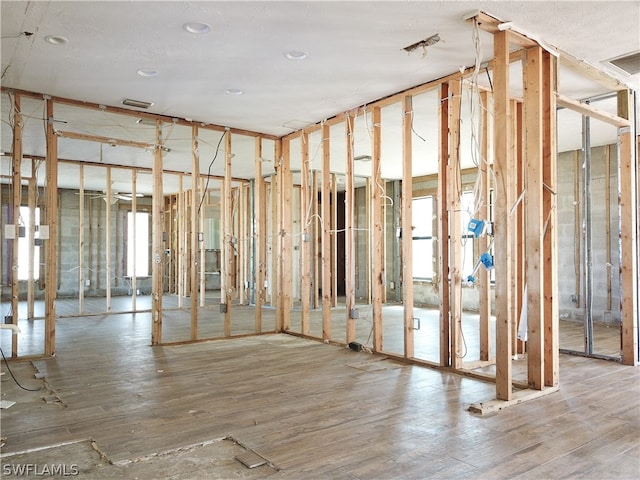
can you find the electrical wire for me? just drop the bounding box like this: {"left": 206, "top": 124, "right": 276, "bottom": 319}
{"left": 409, "top": 111, "right": 427, "bottom": 142}
{"left": 0, "top": 347, "right": 42, "bottom": 391}
{"left": 197, "top": 130, "right": 227, "bottom": 215}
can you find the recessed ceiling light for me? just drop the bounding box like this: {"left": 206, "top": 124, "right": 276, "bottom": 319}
{"left": 284, "top": 50, "right": 308, "bottom": 60}
{"left": 183, "top": 22, "right": 211, "bottom": 34}
{"left": 136, "top": 118, "right": 157, "bottom": 126}
{"left": 225, "top": 88, "right": 244, "bottom": 95}
{"left": 137, "top": 68, "right": 158, "bottom": 78}
{"left": 45, "top": 35, "right": 68, "bottom": 45}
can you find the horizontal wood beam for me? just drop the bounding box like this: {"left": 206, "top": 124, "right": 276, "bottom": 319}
{"left": 469, "top": 386, "right": 560, "bottom": 415}
{"left": 558, "top": 54, "right": 627, "bottom": 92}
{"left": 7, "top": 153, "right": 244, "bottom": 184}
{"left": 470, "top": 11, "right": 537, "bottom": 48}
{"left": 56, "top": 130, "right": 155, "bottom": 150}
{"left": 470, "top": 11, "right": 627, "bottom": 92}
{"left": 556, "top": 95, "right": 631, "bottom": 127}
{"left": 1, "top": 87, "right": 279, "bottom": 140}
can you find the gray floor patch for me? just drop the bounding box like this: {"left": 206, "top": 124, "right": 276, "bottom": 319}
{"left": 1, "top": 438, "right": 278, "bottom": 479}
{"left": 235, "top": 451, "right": 268, "bottom": 469}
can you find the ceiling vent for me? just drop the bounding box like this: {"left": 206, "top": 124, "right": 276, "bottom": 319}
{"left": 605, "top": 51, "right": 640, "bottom": 75}
{"left": 122, "top": 98, "right": 154, "bottom": 109}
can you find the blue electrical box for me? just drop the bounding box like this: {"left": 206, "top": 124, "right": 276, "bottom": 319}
{"left": 467, "top": 218, "right": 485, "bottom": 238}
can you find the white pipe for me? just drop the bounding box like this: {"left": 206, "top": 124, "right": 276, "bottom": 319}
{"left": 0, "top": 324, "right": 20, "bottom": 335}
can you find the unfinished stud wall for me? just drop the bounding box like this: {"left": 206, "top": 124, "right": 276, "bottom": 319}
{"left": 57, "top": 189, "right": 154, "bottom": 298}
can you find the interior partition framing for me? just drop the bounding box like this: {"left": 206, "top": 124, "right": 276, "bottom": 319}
{"left": 1, "top": 10, "right": 638, "bottom": 399}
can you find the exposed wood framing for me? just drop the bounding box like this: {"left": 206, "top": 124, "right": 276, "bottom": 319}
{"left": 11, "top": 93, "right": 22, "bottom": 357}
{"left": 44, "top": 97, "right": 58, "bottom": 356}
{"left": 151, "top": 121, "right": 164, "bottom": 345}
{"left": 364, "top": 178, "right": 370, "bottom": 304}
{"left": 27, "top": 173, "right": 35, "bottom": 319}
{"left": 448, "top": 79, "right": 463, "bottom": 370}
{"left": 523, "top": 46, "right": 545, "bottom": 389}
{"left": 510, "top": 99, "right": 521, "bottom": 356}
{"left": 177, "top": 180, "right": 185, "bottom": 307}
{"left": 3, "top": 87, "right": 279, "bottom": 141}
{"left": 557, "top": 54, "right": 627, "bottom": 92}
{"left": 371, "top": 106, "right": 383, "bottom": 352}
{"left": 469, "top": 385, "right": 560, "bottom": 416}
{"left": 402, "top": 95, "right": 414, "bottom": 358}
{"left": 556, "top": 95, "right": 630, "bottom": 128}
{"left": 515, "top": 101, "right": 526, "bottom": 356}
{"left": 239, "top": 184, "right": 248, "bottom": 305}
{"left": 471, "top": 11, "right": 537, "bottom": 48}
{"left": 279, "top": 139, "right": 292, "bottom": 331}
{"left": 438, "top": 82, "right": 451, "bottom": 367}
{"left": 190, "top": 125, "right": 199, "bottom": 340}
{"left": 321, "top": 124, "right": 332, "bottom": 341}
{"left": 478, "top": 90, "right": 492, "bottom": 361}
{"left": 131, "top": 169, "right": 137, "bottom": 311}
{"left": 493, "top": 30, "right": 513, "bottom": 400}
{"left": 331, "top": 174, "right": 338, "bottom": 308}
{"left": 199, "top": 178, "right": 206, "bottom": 308}
{"left": 77, "top": 166, "right": 85, "bottom": 314}
{"left": 223, "top": 131, "right": 233, "bottom": 336}
{"left": 345, "top": 113, "right": 356, "bottom": 344}
{"left": 105, "top": 167, "right": 112, "bottom": 312}
{"left": 312, "top": 170, "right": 320, "bottom": 309}
{"left": 617, "top": 90, "right": 639, "bottom": 366}
{"left": 365, "top": 178, "right": 372, "bottom": 304}
{"left": 542, "top": 50, "right": 559, "bottom": 386}
{"left": 300, "top": 131, "right": 311, "bottom": 335}
{"left": 269, "top": 173, "right": 278, "bottom": 309}
{"left": 254, "top": 137, "right": 265, "bottom": 331}
{"left": 55, "top": 130, "right": 155, "bottom": 150}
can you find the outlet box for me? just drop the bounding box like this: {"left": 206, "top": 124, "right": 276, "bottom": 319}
{"left": 220, "top": 303, "right": 227, "bottom": 313}
{"left": 349, "top": 308, "right": 360, "bottom": 319}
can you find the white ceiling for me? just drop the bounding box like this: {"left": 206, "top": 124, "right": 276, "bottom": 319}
{"left": 2, "top": 1, "right": 639, "bottom": 193}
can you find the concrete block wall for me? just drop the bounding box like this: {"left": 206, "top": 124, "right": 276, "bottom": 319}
{"left": 557, "top": 144, "right": 621, "bottom": 325}
{"left": 57, "top": 190, "right": 152, "bottom": 298}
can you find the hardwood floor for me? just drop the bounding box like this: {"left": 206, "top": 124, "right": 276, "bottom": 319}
{"left": 1, "top": 308, "right": 638, "bottom": 479}
{"left": 1, "top": 295, "right": 623, "bottom": 361}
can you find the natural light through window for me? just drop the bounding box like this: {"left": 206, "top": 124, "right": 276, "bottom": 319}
{"left": 127, "top": 211, "right": 149, "bottom": 277}
{"left": 412, "top": 196, "right": 434, "bottom": 279}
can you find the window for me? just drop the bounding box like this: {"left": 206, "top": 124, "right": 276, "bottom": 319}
{"left": 412, "top": 196, "right": 434, "bottom": 279}
{"left": 127, "top": 211, "right": 149, "bottom": 277}
{"left": 17, "top": 206, "right": 40, "bottom": 280}
{"left": 411, "top": 191, "right": 493, "bottom": 283}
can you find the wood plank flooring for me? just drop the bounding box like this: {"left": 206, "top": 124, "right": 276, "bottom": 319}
{"left": 1, "top": 309, "right": 638, "bottom": 479}
{"left": 1, "top": 296, "right": 622, "bottom": 361}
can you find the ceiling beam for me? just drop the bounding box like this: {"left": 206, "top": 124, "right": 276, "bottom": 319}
{"left": 556, "top": 94, "right": 631, "bottom": 127}
{"left": 469, "top": 11, "right": 628, "bottom": 91}
{"left": 0, "top": 87, "right": 280, "bottom": 140}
